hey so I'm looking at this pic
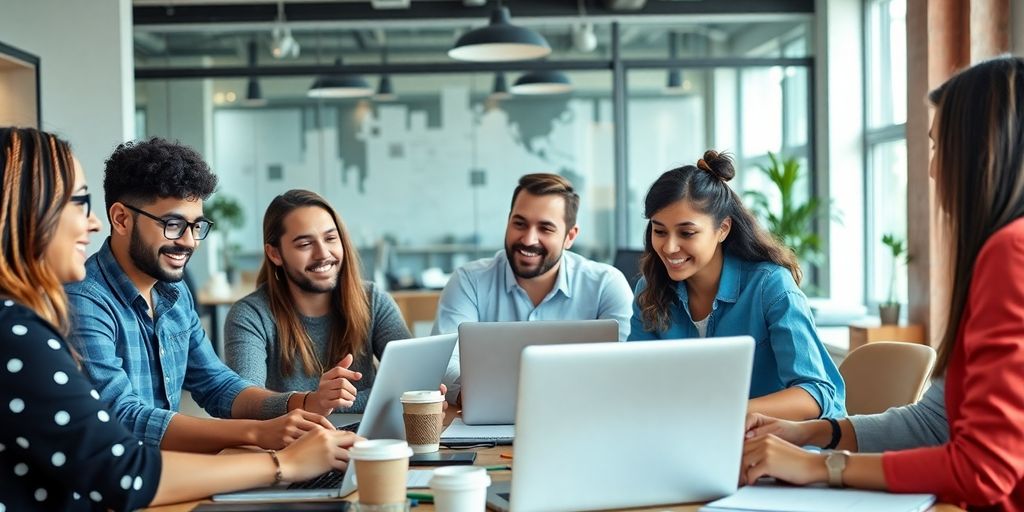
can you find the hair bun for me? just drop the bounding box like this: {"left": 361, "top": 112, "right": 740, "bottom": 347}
{"left": 698, "top": 150, "right": 735, "bottom": 183}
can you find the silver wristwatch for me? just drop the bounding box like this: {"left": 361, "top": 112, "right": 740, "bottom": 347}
{"left": 824, "top": 450, "right": 851, "bottom": 487}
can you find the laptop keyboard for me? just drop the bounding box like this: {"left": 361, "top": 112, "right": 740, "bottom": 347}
{"left": 288, "top": 469, "right": 346, "bottom": 490}
{"left": 337, "top": 421, "right": 360, "bottom": 432}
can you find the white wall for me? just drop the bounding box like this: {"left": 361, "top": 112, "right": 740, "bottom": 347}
{"left": 0, "top": 0, "right": 134, "bottom": 250}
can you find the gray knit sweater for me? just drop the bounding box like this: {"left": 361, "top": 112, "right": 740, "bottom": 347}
{"left": 848, "top": 379, "right": 948, "bottom": 452}
{"left": 224, "top": 282, "right": 411, "bottom": 417}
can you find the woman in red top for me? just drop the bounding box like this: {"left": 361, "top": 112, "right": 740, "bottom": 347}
{"left": 739, "top": 56, "right": 1024, "bottom": 511}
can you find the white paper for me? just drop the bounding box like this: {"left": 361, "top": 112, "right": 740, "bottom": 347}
{"left": 407, "top": 469, "right": 434, "bottom": 489}
{"left": 701, "top": 484, "right": 935, "bottom": 512}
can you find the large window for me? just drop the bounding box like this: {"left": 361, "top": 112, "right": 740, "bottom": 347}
{"left": 864, "top": 0, "right": 908, "bottom": 308}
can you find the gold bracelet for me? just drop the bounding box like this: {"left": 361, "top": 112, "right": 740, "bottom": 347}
{"left": 267, "top": 449, "right": 283, "bottom": 485}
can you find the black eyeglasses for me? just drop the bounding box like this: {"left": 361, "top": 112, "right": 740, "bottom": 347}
{"left": 69, "top": 193, "right": 91, "bottom": 218}
{"left": 123, "top": 204, "right": 214, "bottom": 241}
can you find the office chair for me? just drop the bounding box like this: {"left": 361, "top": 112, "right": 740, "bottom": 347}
{"left": 839, "top": 341, "right": 936, "bottom": 415}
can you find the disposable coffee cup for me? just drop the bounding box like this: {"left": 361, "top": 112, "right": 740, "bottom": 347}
{"left": 350, "top": 439, "right": 413, "bottom": 505}
{"left": 400, "top": 390, "right": 445, "bottom": 453}
{"left": 429, "top": 466, "right": 491, "bottom": 512}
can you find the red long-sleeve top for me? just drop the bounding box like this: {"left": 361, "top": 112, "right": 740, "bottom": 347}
{"left": 883, "top": 218, "right": 1024, "bottom": 511}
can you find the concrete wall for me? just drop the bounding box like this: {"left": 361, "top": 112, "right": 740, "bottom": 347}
{"left": 0, "top": 0, "right": 134, "bottom": 250}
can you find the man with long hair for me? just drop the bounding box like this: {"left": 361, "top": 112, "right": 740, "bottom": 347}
{"left": 432, "top": 173, "right": 633, "bottom": 402}
{"left": 224, "top": 190, "right": 412, "bottom": 415}
{"left": 66, "top": 139, "right": 347, "bottom": 453}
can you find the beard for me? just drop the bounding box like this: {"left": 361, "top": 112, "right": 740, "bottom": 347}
{"left": 281, "top": 257, "right": 341, "bottom": 294}
{"left": 505, "top": 241, "right": 561, "bottom": 279}
{"left": 129, "top": 229, "right": 192, "bottom": 283}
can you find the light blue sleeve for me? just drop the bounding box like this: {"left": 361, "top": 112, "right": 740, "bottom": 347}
{"left": 431, "top": 269, "right": 480, "bottom": 402}
{"left": 626, "top": 278, "right": 659, "bottom": 341}
{"left": 597, "top": 267, "right": 635, "bottom": 341}
{"left": 180, "top": 290, "right": 253, "bottom": 419}
{"left": 762, "top": 270, "right": 847, "bottom": 418}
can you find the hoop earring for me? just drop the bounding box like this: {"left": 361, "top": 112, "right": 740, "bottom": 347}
{"left": 275, "top": 266, "right": 284, "bottom": 281}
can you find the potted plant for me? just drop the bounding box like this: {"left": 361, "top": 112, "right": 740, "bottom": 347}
{"left": 879, "top": 233, "right": 908, "bottom": 325}
{"left": 743, "top": 152, "right": 834, "bottom": 292}
{"left": 205, "top": 194, "right": 245, "bottom": 282}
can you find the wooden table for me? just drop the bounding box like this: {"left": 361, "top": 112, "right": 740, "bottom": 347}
{"left": 142, "top": 442, "right": 965, "bottom": 512}
{"left": 196, "top": 284, "right": 256, "bottom": 355}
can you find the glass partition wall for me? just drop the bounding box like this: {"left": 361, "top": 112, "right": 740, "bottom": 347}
{"left": 135, "top": 17, "right": 820, "bottom": 293}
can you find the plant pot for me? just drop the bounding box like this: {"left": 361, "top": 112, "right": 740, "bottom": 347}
{"left": 879, "top": 303, "right": 901, "bottom": 325}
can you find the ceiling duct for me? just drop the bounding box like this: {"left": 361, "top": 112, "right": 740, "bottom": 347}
{"left": 602, "top": 0, "right": 647, "bottom": 10}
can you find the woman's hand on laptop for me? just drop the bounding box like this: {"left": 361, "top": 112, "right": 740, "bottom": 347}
{"left": 740, "top": 433, "right": 828, "bottom": 486}
{"left": 278, "top": 429, "right": 364, "bottom": 482}
{"left": 306, "top": 354, "right": 362, "bottom": 415}
{"left": 744, "top": 412, "right": 816, "bottom": 447}
{"left": 256, "top": 409, "right": 336, "bottom": 450}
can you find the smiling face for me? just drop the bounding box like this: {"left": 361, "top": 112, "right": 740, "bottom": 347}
{"left": 648, "top": 199, "right": 731, "bottom": 283}
{"left": 44, "top": 158, "right": 102, "bottom": 283}
{"left": 122, "top": 197, "right": 206, "bottom": 283}
{"left": 266, "top": 206, "right": 343, "bottom": 295}
{"left": 504, "top": 191, "right": 579, "bottom": 280}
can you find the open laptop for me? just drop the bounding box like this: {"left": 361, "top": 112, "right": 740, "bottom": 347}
{"left": 213, "top": 332, "right": 458, "bottom": 502}
{"left": 458, "top": 320, "right": 618, "bottom": 426}
{"left": 486, "top": 337, "right": 755, "bottom": 512}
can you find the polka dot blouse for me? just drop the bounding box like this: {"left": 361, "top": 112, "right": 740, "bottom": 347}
{"left": 0, "top": 301, "right": 161, "bottom": 511}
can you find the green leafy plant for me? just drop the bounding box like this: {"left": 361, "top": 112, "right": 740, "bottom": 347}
{"left": 881, "top": 233, "right": 909, "bottom": 306}
{"left": 205, "top": 194, "right": 245, "bottom": 276}
{"left": 743, "top": 152, "right": 832, "bottom": 274}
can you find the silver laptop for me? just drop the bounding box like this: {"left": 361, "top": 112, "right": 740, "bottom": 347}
{"left": 213, "top": 333, "right": 458, "bottom": 502}
{"left": 459, "top": 320, "right": 618, "bottom": 426}
{"left": 487, "top": 337, "right": 755, "bottom": 512}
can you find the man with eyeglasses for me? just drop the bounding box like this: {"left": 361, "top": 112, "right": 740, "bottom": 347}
{"left": 66, "top": 138, "right": 349, "bottom": 453}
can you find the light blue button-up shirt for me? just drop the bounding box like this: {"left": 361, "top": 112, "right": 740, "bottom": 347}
{"left": 628, "top": 254, "right": 846, "bottom": 418}
{"left": 432, "top": 250, "right": 634, "bottom": 398}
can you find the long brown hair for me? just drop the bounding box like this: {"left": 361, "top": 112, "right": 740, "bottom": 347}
{"left": 637, "top": 150, "right": 801, "bottom": 333}
{"left": 257, "top": 189, "right": 371, "bottom": 376}
{"left": 0, "top": 127, "right": 76, "bottom": 334}
{"left": 931, "top": 56, "right": 1024, "bottom": 376}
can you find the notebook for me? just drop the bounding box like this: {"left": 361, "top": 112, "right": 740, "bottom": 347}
{"left": 700, "top": 483, "right": 936, "bottom": 512}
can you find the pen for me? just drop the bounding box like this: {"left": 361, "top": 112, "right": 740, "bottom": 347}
{"left": 499, "top": 451, "right": 513, "bottom": 459}
{"left": 485, "top": 465, "right": 512, "bottom": 471}
{"left": 407, "top": 492, "right": 434, "bottom": 503}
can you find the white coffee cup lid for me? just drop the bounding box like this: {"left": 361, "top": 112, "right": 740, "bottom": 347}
{"left": 400, "top": 390, "right": 444, "bottom": 404}
{"left": 429, "top": 466, "right": 491, "bottom": 491}
{"left": 349, "top": 439, "right": 413, "bottom": 461}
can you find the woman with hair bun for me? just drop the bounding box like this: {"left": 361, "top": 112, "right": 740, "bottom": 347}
{"left": 628, "top": 150, "right": 846, "bottom": 421}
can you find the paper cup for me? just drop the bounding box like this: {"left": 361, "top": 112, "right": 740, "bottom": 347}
{"left": 350, "top": 439, "right": 413, "bottom": 505}
{"left": 400, "top": 390, "right": 445, "bottom": 453}
{"left": 429, "top": 466, "right": 491, "bottom": 512}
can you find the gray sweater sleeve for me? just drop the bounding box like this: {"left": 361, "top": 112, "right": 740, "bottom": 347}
{"left": 368, "top": 283, "right": 412, "bottom": 358}
{"left": 848, "top": 379, "right": 949, "bottom": 452}
{"left": 224, "top": 294, "right": 293, "bottom": 419}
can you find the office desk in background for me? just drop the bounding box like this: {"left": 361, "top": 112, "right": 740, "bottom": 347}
{"left": 196, "top": 284, "right": 255, "bottom": 356}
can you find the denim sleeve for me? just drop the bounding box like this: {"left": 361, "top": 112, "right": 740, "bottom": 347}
{"left": 67, "top": 288, "right": 177, "bottom": 447}
{"left": 597, "top": 268, "right": 635, "bottom": 341}
{"left": 627, "top": 278, "right": 658, "bottom": 341}
{"left": 431, "top": 269, "right": 480, "bottom": 403}
{"left": 762, "top": 270, "right": 847, "bottom": 418}
{"left": 180, "top": 295, "right": 252, "bottom": 419}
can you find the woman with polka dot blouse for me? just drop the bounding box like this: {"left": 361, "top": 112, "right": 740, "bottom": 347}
{"left": 0, "top": 127, "right": 362, "bottom": 511}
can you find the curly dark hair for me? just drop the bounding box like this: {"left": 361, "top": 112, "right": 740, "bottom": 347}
{"left": 102, "top": 137, "right": 218, "bottom": 214}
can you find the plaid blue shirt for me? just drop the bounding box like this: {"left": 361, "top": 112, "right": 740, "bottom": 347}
{"left": 66, "top": 239, "right": 252, "bottom": 447}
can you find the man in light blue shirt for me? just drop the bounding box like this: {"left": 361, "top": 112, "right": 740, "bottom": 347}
{"left": 432, "top": 173, "right": 633, "bottom": 400}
